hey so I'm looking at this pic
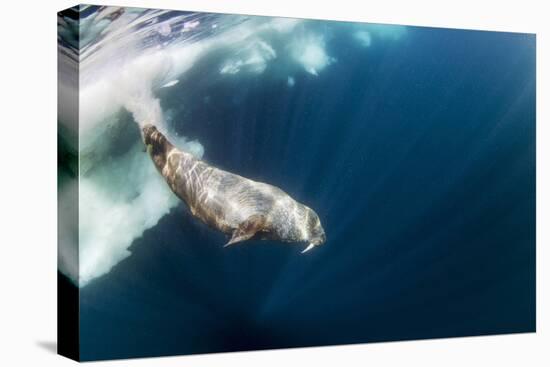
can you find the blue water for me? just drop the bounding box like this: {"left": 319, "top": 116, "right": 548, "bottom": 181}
{"left": 75, "top": 17, "right": 535, "bottom": 361}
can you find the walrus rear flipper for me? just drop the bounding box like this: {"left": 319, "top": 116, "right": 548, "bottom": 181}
{"left": 225, "top": 214, "right": 266, "bottom": 247}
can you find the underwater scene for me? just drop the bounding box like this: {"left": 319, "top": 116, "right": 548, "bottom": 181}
{"left": 57, "top": 5, "right": 535, "bottom": 361}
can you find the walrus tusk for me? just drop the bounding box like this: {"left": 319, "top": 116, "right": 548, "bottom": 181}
{"left": 302, "top": 243, "right": 315, "bottom": 253}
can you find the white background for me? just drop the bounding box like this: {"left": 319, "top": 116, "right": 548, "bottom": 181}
{"left": 0, "top": 0, "right": 548, "bottom": 365}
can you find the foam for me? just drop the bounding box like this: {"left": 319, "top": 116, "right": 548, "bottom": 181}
{"left": 74, "top": 48, "right": 205, "bottom": 285}
{"left": 183, "top": 20, "right": 200, "bottom": 31}
{"left": 59, "top": 13, "right": 305, "bottom": 287}
{"left": 287, "top": 76, "right": 295, "bottom": 87}
{"left": 220, "top": 39, "right": 276, "bottom": 75}
{"left": 157, "top": 23, "right": 171, "bottom": 36}
{"left": 160, "top": 80, "right": 179, "bottom": 88}
{"left": 354, "top": 30, "right": 372, "bottom": 47}
{"left": 290, "top": 32, "right": 335, "bottom": 75}
{"left": 78, "top": 145, "right": 179, "bottom": 286}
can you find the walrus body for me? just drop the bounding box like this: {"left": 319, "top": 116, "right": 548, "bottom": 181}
{"left": 143, "top": 124, "right": 326, "bottom": 252}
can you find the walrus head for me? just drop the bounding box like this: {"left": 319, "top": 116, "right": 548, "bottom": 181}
{"left": 301, "top": 207, "right": 326, "bottom": 253}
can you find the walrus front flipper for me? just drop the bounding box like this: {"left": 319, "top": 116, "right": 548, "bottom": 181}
{"left": 225, "top": 214, "right": 266, "bottom": 247}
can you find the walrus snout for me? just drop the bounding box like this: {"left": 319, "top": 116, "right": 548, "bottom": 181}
{"left": 315, "top": 231, "right": 327, "bottom": 245}
{"left": 311, "top": 228, "right": 326, "bottom": 246}
{"left": 301, "top": 210, "right": 326, "bottom": 253}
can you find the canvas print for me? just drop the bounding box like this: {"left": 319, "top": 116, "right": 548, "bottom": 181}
{"left": 57, "top": 4, "right": 536, "bottom": 362}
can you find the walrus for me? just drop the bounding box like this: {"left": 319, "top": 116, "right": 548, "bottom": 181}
{"left": 142, "top": 124, "right": 326, "bottom": 253}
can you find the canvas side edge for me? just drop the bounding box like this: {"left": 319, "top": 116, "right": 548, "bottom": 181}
{"left": 57, "top": 5, "right": 81, "bottom": 362}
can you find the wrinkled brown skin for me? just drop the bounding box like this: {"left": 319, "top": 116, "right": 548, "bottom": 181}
{"left": 142, "top": 124, "right": 326, "bottom": 250}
